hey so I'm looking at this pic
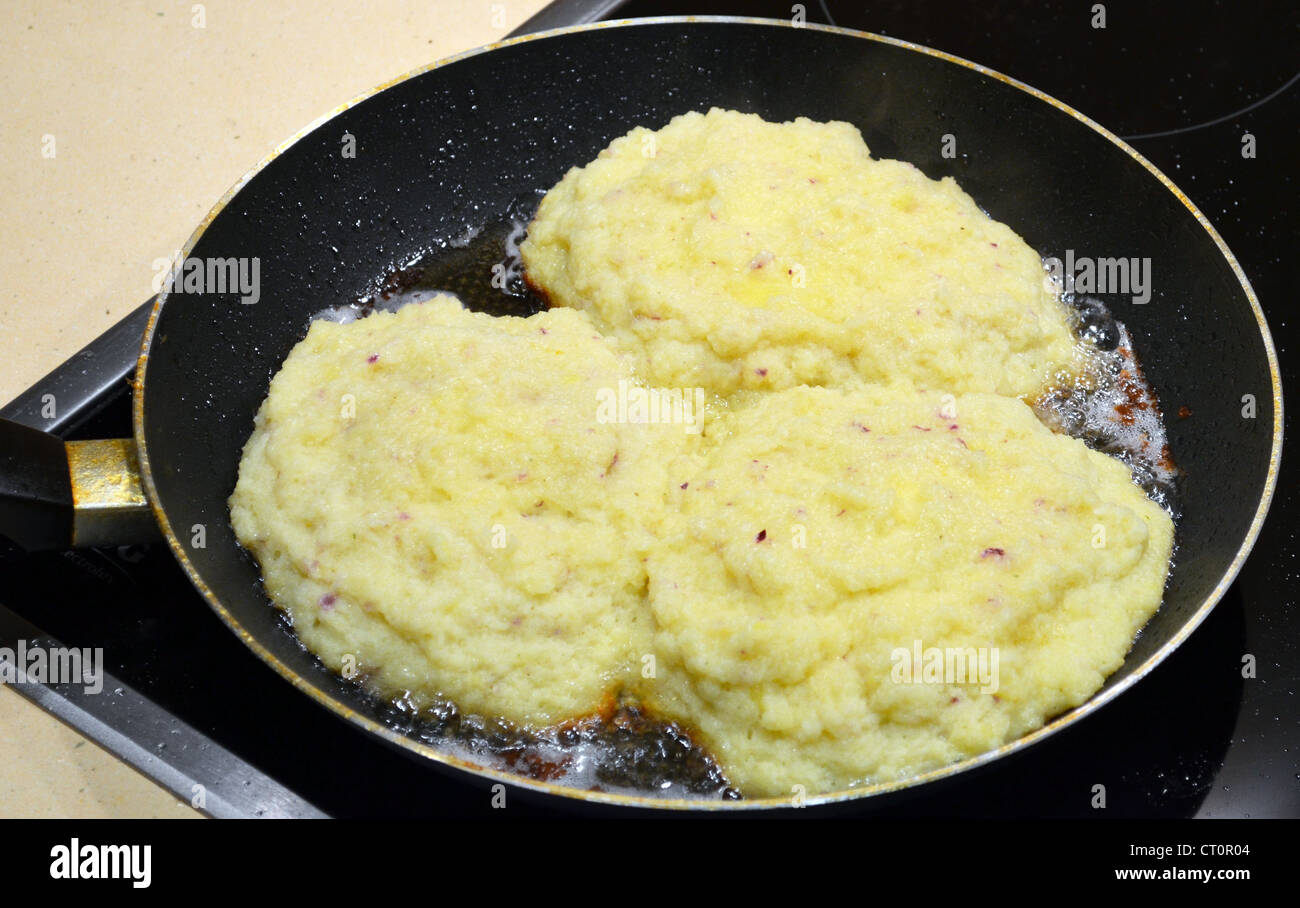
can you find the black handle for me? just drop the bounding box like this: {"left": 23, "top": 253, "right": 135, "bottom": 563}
{"left": 0, "top": 417, "right": 72, "bottom": 550}
{"left": 508, "top": 0, "right": 628, "bottom": 37}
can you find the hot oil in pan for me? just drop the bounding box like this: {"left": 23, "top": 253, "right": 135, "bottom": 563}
{"left": 349, "top": 677, "right": 737, "bottom": 801}
{"left": 1036, "top": 291, "right": 1182, "bottom": 519}
{"left": 375, "top": 691, "right": 737, "bottom": 800}
{"left": 320, "top": 195, "right": 548, "bottom": 324}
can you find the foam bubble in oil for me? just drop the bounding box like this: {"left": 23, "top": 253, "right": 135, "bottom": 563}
{"left": 375, "top": 691, "right": 738, "bottom": 801}
{"left": 1034, "top": 289, "right": 1180, "bottom": 515}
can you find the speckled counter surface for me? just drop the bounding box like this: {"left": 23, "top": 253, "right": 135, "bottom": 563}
{"left": 0, "top": 0, "right": 548, "bottom": 819}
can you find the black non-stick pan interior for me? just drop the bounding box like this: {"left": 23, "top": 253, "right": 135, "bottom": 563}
{"left": 137, "top": 19, "right": 1278, "bottom": 801}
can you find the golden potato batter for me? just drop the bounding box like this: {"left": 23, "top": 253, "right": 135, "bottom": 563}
{"left": 521, "top": 108, "right": 1081, "bottom": 398}
{"left": 642, "top": 385, "right": 1173, "bottom": 797}
{"left": 230, "top": 296, "right": 692, "bottom": 726}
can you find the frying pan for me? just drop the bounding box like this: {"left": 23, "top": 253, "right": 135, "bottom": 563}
{"left": 0, "top": 17, "right": 1282, "bottom": 810}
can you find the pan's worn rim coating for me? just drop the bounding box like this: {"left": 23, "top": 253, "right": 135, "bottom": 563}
{"left": 132, "top": 16, "right": 1284, "bottom": 811}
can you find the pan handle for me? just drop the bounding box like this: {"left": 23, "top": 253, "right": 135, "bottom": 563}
{"left": 508, "top": 0, "right": 628, "bottom": 37}
{"left": 0, "top": 417, "right": 159, "bottom": 549}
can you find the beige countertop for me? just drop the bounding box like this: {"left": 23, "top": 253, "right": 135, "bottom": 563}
{"left": 0, "top": 0, "right": 550, "bottom": 818}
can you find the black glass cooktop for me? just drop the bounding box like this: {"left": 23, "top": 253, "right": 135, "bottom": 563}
{"left": 1, "top": 0, "right": 1294, "bottom": 818}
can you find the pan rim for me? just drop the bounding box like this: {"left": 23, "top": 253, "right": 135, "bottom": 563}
{"left": 132, "top": 14, "right": 1285, "bottom": 812}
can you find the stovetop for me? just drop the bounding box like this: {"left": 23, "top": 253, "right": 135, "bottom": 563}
{"left": 1, "top": 0, "right": 1295, "bottom": 818}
